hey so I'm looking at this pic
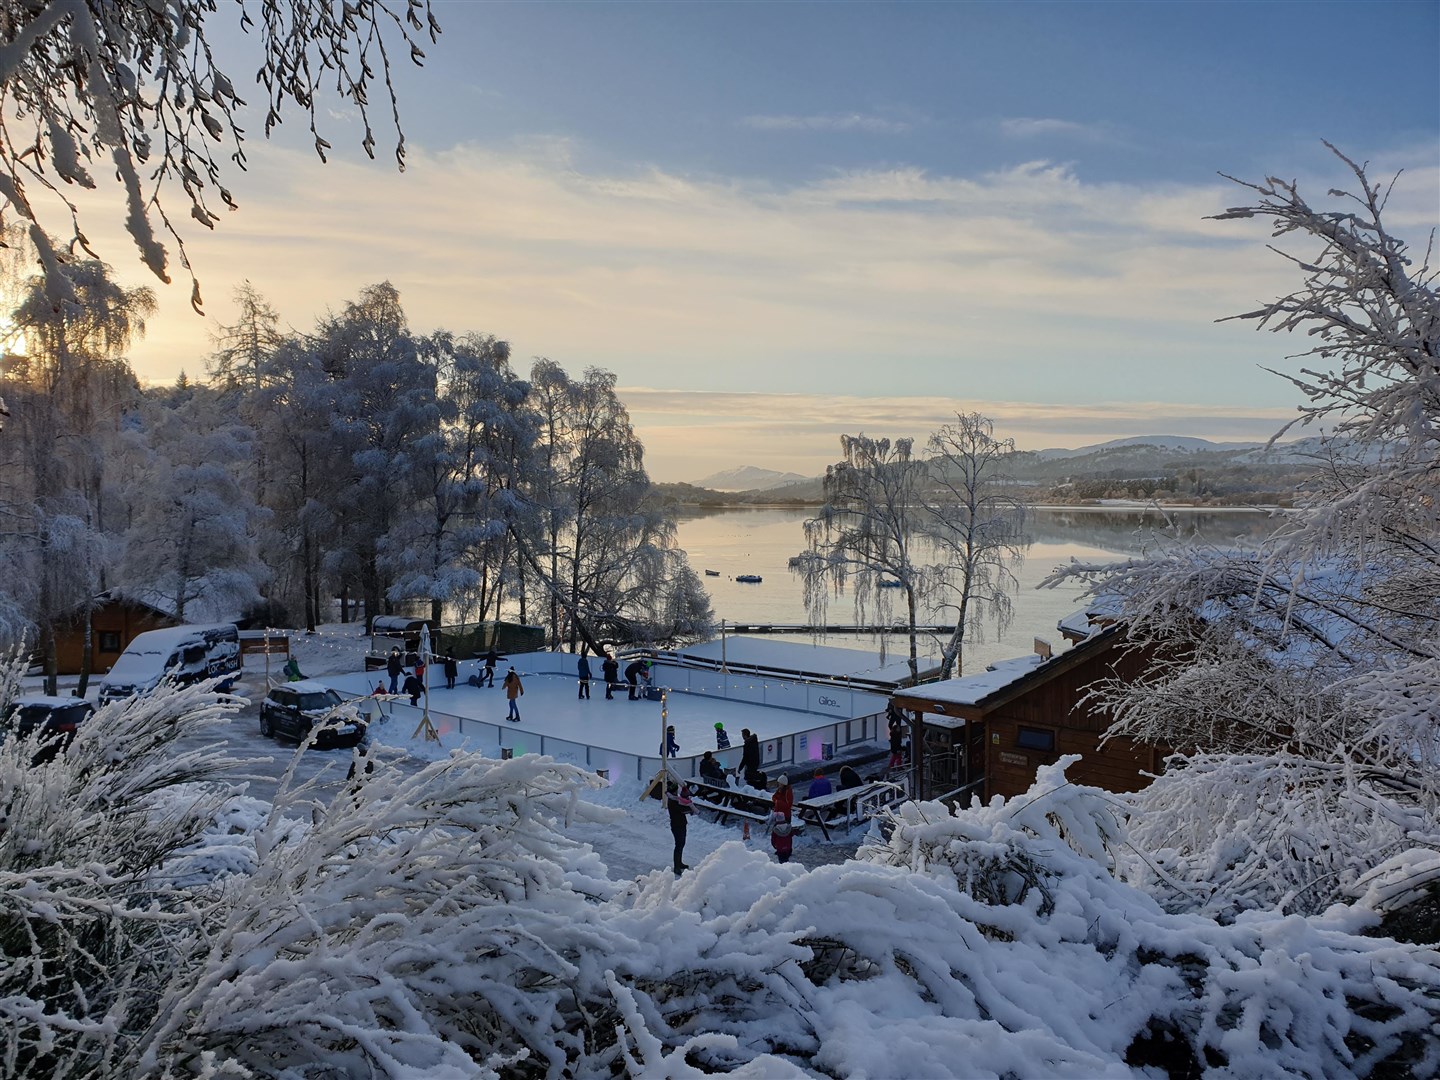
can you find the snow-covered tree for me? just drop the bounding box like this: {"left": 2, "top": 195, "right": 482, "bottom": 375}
{"left": 0, "top": 0, "right": 439, "bottom": 305}
{"left": 925, "top": 412, "right": 1030, "bottom": 679}
{"left": 384, "top": 331, "right": 530, "bottom": 625}
{"left": 118, "top": 388, "right": 266, "bottom": 621}
{"left": 790, "top": 434, "right": 932, "bottom": 681}
{"left": 514, "top": 361, "right": 711, "bottom": 651}
{"left": 1060, "top": 146, "right": 1440, "bottom": 918}
{"left": 0, "top": 252, "right": 146, "bottom": 690}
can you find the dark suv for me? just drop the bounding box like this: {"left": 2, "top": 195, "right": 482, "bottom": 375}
{"left": 259, "top": 681, "right": 365, "bottom": 748}
{"left": 4, "top": 695, "right": 96, "bottom": 762}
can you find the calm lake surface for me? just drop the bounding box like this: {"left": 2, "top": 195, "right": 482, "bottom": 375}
{"left": 674, "top": 506, "right": 1279, "bottom": 676}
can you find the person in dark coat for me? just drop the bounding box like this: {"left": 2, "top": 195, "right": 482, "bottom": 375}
{"left": 660, "top": 724, "right": 680, "bottom": 757}
{"left": 838, "top": 765, "right": 864, "bottom": 790}
{"left": 739, "top": 729, "right": 764, "bottom": 788}
{"left": 625, "top": 659, "right": 648, "bottom": 700}
{"left": 402, "top": 672, "right": 425, "bottom": 707}
{"left": 714, "top": 722, "right": 731, "bottom": 750}
{"left": 601, "top": 652, "right": 620, "bottom": 699}
{"left": 483, "top": 647, "right": 500, "bottom": 687}
{"left": 577, "top": 651, "right": 592, "bottom": 700}
{"left": 386, "top": 647, "right": 403, "bottom": 694}
{"left": 666, "top": 783, "right": 693, "bottom": 874}
{"left": 442, "top": 654, "right": 458, "bottom": 690}
{"left": 888, "top": 708, "right": 906, "bottom": 768}
{"left": 699, "top": 750, "right": 729, "bottom": 787}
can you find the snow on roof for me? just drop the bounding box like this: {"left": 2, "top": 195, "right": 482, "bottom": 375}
{"left": 117, "top": 623, "right": 235, "bottom": 654}
{"left": 1058, "top": 608, "right": 1095, "bottom": 640}
{"left": 664, "top": 635, "right": 939, "bottom": 687}
{"left": 273, "top": 680, "right": 336, "bottom": 695}
{"left": 907, "top": 653, "right": 1049, "bottom": 709}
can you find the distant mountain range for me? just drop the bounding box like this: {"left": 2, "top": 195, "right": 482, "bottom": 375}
{"left": 685, "top": 435, "right": 1335, "bottom": 505}
{"left": 1032, "top": 435, "right": 1268, "bottom": 460}
{"left": 692, "top": 465, "right": 811, "bottom": 491}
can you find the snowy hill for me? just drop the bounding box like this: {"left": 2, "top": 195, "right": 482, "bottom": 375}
{"left": 693, "top": 465, "right": 811, "bottom": 491}
{"left": 1034, "top": 435, "right": 1266, "bottom": 460}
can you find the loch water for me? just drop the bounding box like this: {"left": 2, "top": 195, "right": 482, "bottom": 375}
{"left": 675, "top": 505, "right": 1279, "bottom": 676}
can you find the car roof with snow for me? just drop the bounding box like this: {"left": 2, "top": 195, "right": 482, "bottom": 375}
{"left": 271, "top": 680, "right": 337, "bottom": 695}
{"left": 11, "top": 694, "right": 92, "bottom": 708}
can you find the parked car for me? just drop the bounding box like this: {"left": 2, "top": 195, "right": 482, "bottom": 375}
{"left": 259, "top": 681, "right": 365, "bottom": 748}
{"left": 4, "top": 694, "right": 96, "bottom": 762}
{"left": 99, "top": 623, "right": 241, "bottom": 705}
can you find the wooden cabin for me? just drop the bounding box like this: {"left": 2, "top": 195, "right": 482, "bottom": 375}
{"left": 890, "top": 624, "right": 1165, "bottom": 802}
{"left": 52, "top": 592, "right": 181, "bottom": 676}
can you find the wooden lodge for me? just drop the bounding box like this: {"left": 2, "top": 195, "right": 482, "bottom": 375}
{"left": 52, "top": 591, "right": 182, "bottom": 676}
{"left": 890, "top": 618, "right": 1164, "bottom": 803}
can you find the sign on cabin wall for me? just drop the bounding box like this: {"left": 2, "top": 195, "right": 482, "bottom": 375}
{"left": 999, "top": 751, "right": 1028, "bottom": 767}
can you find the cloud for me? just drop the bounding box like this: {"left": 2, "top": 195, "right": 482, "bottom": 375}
{"left": 741, "top": 113, "right": 912, "bottom": 134}
{"left": 59, "top": 133, "right": 1433, "bottom": 481}
{"left": 999, "top": 117, "right": 1110, "bottom": 142}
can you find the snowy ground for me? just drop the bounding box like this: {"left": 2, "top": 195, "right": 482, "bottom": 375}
{"left": 34, "top": 625, "right": 871, "bottom": 875}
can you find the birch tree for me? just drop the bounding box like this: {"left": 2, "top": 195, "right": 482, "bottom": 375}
{"left": 790, "top": 434, "right": 931, "bottom": 682}
{"left": 925, "top": 413, "right": 1030, "bottom": 679}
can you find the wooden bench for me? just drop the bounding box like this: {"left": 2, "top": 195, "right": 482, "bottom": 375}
{"left": 690, "top": 797, "right": 772, "bottom": 828}
{"left": 797, "top": 781, "right": 906, "bottom": 839}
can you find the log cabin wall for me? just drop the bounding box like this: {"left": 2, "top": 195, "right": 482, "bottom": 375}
{"left": 982, "top": 640, "right": 1162, "bottom": 799}
{"left": 53, "top": 600, "right": 178, "bottom": 676}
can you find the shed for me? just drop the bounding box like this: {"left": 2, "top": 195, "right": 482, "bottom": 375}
{"left": 52, "top": 592, "right": 179, "bottom": 676}
{"left": 890, "top": 623, "right": 1164, "bottom": 803}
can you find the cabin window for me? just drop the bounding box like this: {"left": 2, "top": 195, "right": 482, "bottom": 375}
{"left": 99, "top": 632, "right": 121, "bottom": 653}
{"left": 1016, "top": 726, "right": 1056, "bottom": 752}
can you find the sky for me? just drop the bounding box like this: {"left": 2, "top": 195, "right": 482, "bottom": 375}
{"left": 40, "top": 1, "right": 1440, "bottom": 482}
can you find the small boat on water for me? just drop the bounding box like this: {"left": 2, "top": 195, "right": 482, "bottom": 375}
{"left": 735, "top": 574, "right": 763, "bottom": 584}
{"left": 704, "top": 569, "right": 720, "bottom": 576}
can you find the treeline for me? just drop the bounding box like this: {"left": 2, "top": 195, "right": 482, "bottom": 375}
{"left": 0, "top": 264, "right": 711, "bottom": 691}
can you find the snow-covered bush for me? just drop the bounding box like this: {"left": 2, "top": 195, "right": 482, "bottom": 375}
{"left": 591, "top": 759, "right": 1440, "bottom": 1078}
{"left": 0, "top": 679, "right": 246, "bottom": 1076}
{"left": 4, "top": 666, "right": 1437, "bottom": 1078}
{"left": 1054, "top": 147, "right": 1440, "bottom": 920}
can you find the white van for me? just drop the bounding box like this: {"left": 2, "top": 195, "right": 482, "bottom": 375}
{"left": 98, "top": 624, "right": 241, "bottom": 704}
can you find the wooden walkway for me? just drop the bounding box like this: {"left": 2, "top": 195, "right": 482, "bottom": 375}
{"left": 722, "top": 623, "right": 957, "bottom": 635}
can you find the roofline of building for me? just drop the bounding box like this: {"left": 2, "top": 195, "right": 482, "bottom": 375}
{"left": 890, "top": 624, "right": 1126, "bottom": 719}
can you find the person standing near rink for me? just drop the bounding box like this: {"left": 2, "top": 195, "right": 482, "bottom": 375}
{"left": 602, "top": 652, "right": 620, "bottom": 700}
{"left": 625, "top": 658, "right": 649, "bottom": 700}
{"left": 576, "top": 650, "right": 592, "bottom": 700}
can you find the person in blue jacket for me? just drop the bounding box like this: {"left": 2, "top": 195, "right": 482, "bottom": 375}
{"left": 807, "top": 770, "right": 833, "bottom": 799}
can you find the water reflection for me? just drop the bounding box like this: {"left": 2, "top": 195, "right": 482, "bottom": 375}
{"left": 675, "top": 506, "right": 1284, "bottom": 676}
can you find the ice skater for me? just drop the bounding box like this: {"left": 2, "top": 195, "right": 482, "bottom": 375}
{"left": 503, "top": 667, "right": 524, "bottom": 722}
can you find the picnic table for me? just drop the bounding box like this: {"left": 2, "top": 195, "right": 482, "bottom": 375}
{"left": 796, "top": 781, "right": 905, "bottom": 840}
{"left": 687, "top": 780, "right": 796, "bottom": 831}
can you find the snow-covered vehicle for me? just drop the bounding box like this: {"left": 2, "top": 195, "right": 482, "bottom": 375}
{"left": 259, "top": 681, "right": 366, "bottom": 748}
{"left": 98, "top": 624, "right": 241, "bottom": 705}
{"left": 3, "top": 694, "right": 96, "bottom": 761}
